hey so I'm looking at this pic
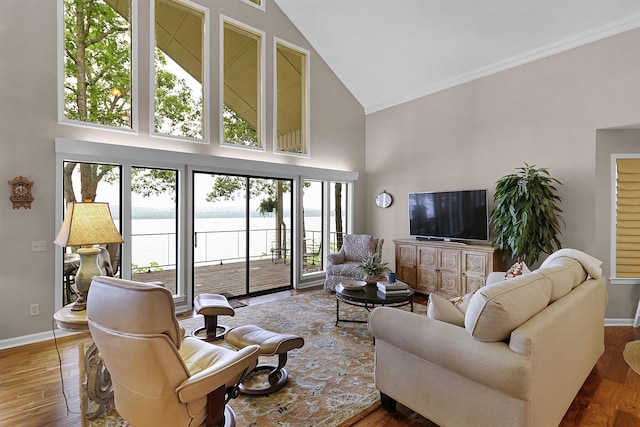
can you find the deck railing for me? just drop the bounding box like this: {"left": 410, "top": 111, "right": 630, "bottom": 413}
{"left": 129, "top": 228, "right": 340, "bottom": 272}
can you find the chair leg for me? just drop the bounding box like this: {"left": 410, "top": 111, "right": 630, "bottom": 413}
{"left": 380, "top": 392, "right": 397, "bottom": 412}
{"left": 206, "top": 385, "right": 229, "bottom": 427}
{"left": 239, "top": 352, "right": 290, "bottom": 396}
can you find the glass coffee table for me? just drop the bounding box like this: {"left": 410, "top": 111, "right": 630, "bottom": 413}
{"left": 335, "top": 282, "right": 414, "bottom": 326}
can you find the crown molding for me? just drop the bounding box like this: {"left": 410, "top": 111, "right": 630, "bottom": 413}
{"left": 366, "top": 14, "right": 640, "bottom": 115}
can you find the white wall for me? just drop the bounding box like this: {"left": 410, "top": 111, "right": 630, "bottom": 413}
{"left": 365, "top": 28, "right": 640, "bottom": 320}
{"left": 0, "top": 0, "right": 365, "bottom": 343}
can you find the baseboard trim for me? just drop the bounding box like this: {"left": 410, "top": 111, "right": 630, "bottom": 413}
{"left": 0, "top": 329, "right": 78, "bottom": 351}
{"left": 604, "top": 318, "right": 635, "bottom": 327}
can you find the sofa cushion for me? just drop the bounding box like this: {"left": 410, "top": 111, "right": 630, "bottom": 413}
{"left": 536, "top": 257, "right": 587, "bottom": 302}
{"left": 464, "top": 273, "right": 552, "bottom": 342}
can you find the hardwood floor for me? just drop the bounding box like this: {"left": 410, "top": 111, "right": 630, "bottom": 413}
{"left": 1, "top": 288, "right": 639, "bottom": 427}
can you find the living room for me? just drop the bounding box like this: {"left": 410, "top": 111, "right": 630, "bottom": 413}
{"left": 3, "top": 0, "right": 640, "bottom": 425}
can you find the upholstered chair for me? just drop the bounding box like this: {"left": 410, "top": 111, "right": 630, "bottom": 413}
{"left": 324, "top": 234, "right": 383, "bottom": 291}
{"left": 87, "top": 276, "right": 259, "bottom": 427}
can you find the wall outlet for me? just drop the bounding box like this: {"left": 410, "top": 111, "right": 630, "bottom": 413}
{"left": 29, "top": 304, "right": 39, "bottom": 316}
{"left": 31, "top": 241, "right": 46, "bottom": 252}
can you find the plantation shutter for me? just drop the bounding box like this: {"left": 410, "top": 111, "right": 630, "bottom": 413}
{"left": 616, "top": 158, "right": 640, "bottom": 278}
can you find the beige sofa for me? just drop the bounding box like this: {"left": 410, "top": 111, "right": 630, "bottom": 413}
{"left": 368, "top": 249, "right": 606, "bottom": 427}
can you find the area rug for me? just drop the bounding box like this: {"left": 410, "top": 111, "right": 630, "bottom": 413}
{"left": 623, "top": 340, "right": 640, "bottom": 375}
{"left": 86, "top": 289, "right": 426, "bottom": 426}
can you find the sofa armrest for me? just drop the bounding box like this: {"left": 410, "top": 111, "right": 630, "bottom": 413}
{"left": 368, "top": 307, "right": 532, "bottom": 400}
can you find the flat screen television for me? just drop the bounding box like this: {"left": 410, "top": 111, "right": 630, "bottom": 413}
{"left": 409, "top": 189, "right": 489, "bottom": 242}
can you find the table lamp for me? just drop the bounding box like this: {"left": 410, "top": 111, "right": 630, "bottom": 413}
{"left": 54, "top": 202, "right": 123, "bottom": 311}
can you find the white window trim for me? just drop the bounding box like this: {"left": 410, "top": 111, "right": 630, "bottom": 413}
{"left": 55, "top": 138, "right": 358, "bottom": 309}
{"left": 150, "top": 0, "right": 210, "bottom": 143}
{"left": 610, "top": 154, "right": 640, "bottom": 285}
{"left": 273, "top": 37, "right": 311, "bottom": 158}
{"left": 219, "top": 15, "right": 266, "bottom": 151}
{"left": 240, "top": 0, "right": 265, "bottom": 12}
{"left": 57, "top": 0, "right": 139, "bottom": 133}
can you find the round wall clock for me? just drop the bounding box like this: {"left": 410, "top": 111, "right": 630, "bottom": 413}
{"left": 375, "top": 191, "right": 393, "bottom": 208}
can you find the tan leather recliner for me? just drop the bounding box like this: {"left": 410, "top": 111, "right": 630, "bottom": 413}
{"left": 87, "top": 276, "right": 259, "bottom": 427}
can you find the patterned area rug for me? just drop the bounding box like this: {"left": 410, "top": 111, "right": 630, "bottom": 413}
{"left": 87, "top": 289, "right": 426, "bottom": 426}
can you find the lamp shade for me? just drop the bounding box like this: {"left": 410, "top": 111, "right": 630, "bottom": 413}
{"left": 54, "top": 202, "right": 123, "bottom": 247}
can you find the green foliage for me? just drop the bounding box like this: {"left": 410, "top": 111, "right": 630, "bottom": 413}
{"left": 358, "top": 251, "right": 390, "bottom": 277}
{"left": 223, "top": 104, "right": 258, "bottom": 146}
{"left": 131, "top": 168, "right": 177, "bottom": 200}
{"left": 490, "top": 164, "right": 565, "bottom": 265}
{"left": 153, "top": 49, "right": 203, "bottom": 139}
{"left": 64, "top": 0, "right": 132, "bottom": 127}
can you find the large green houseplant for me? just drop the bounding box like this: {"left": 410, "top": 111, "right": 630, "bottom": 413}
{"left": 490, "top": 164, "right": 565, "bottom": 266}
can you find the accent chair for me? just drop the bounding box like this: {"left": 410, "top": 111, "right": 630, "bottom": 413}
{"left": 324, "top": 234, "right": 383, "bottom": 291}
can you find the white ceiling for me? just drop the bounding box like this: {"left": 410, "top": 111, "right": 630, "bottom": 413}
{"left": 273, "top": 0, "right": 640, "bottom": 114}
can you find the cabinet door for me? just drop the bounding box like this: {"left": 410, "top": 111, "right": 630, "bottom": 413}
{"left": 439, "top": 249, "right": 460, "bottom": 274}
{"left": 417, "top": 267, "right": 437, "bottom": 293}
{"left": 438, "top": 271, "right": 461, "bottom": 297}
{"left": 396, "top": 244, "right": 417, "bottom": 286}
{"left": 463, "top": 251, "right": 490, "bottom": 294}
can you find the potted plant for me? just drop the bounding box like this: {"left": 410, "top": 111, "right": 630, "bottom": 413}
{"left": 359, "top": 250, "right": 390, "bottom": 284}
{"left": 491, "top": 163, "right": 565, "bottom": 268}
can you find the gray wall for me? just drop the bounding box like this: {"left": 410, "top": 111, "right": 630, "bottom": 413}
{"left": 0, "top": 0, "right": 365, "bottom": 342}
{"left": 365, "top": 28, "right": 640, "bottom": 320}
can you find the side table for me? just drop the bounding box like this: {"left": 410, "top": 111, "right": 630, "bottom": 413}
{"left": 54, "top": 304, "right": 114, "bottom": 420}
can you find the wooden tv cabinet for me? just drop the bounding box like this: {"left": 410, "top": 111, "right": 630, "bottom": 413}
{"left": 394, "top": 239, "right": 505, "bottom": 298}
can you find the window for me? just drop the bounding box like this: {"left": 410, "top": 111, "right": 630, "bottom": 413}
{"left": 62, "top": 0, "right": 133, "bottom": 129}
{"left": 302, "top": 180, "right": 323, "bottom": 273}
{"left": 153, "top": 0, "right": 207, "bottom": 140}
{"left": 240, "top": 0, "right": 265, "bottom": 11}
{"left": 61, "top": 161, "right": 122, "bottom": 305}
{"left": 56, "top": 140, "right": 357, "bottom": 311}
{"left": 330, "top": 181, "right": 349, "bottom": 253}
{"left": 614, "top": 157, "right": 640, "bottom": 278}
{"left": 131, "top": 167, "right": 179, "bottom": 295}
{"left": 222, "top": 19, "right": 264, "bottom": 148}
{"left": 275, "top": 39, "right": 309, "bottom": 155}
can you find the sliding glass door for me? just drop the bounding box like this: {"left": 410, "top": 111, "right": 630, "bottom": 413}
{"left": 193, "top": 172, "right": 292, "bottom": 299}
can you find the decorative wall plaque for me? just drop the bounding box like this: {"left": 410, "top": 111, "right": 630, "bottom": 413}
{"left": 8, "top": 176, "right": 34, "bottom": 209}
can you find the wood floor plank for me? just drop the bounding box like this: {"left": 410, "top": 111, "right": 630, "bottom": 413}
{"left": 2, "top": 290, "right": 640, "bottom": 427}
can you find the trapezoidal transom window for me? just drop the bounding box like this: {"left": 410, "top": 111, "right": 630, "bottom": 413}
{"left": 62, "top": 0, "right": 133, "bottom": 129}
{"left": 275, "top": 39, "right": 309, "bottom": 156}
{"left": 153, "top": 0, "right": 207, "bottom": 140}
{"left": 222, "top": 18, "right": 264, "bottom": 149}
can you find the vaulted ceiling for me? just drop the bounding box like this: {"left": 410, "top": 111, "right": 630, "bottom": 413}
{"left": 273, "top": 0, "right": 640, "bottom": 114}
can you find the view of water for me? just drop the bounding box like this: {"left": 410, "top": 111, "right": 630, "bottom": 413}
{"left": 130, "top": 215, "right": 323, "bottom": 269}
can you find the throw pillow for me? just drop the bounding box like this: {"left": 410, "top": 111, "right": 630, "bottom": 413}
{"left": 504, "top": 261, "right": 531, "bottom": 280}
{"left": 427, "top": 293, "right": 465, "bottom": 327}
{"left": 449, "top": 291, "right": 476, "bottom": 315}
{"left": 427, "top": 292, "right": 476, "bottom": 327}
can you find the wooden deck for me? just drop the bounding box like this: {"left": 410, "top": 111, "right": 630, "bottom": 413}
{"left": 131, "top": 258, "right": 322, "bottom": 298}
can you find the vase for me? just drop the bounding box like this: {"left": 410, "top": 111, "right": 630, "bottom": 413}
{"left": 363, "top": 275, "right": 383, "bottom": 285}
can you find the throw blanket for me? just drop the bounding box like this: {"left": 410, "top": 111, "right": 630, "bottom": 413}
{"left": 540, "top": 248, "right": 603, "bottom": 279}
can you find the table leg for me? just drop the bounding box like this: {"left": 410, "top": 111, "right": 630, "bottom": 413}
{"left": 84, "top": 342, "right": 114, "bottom": 419}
